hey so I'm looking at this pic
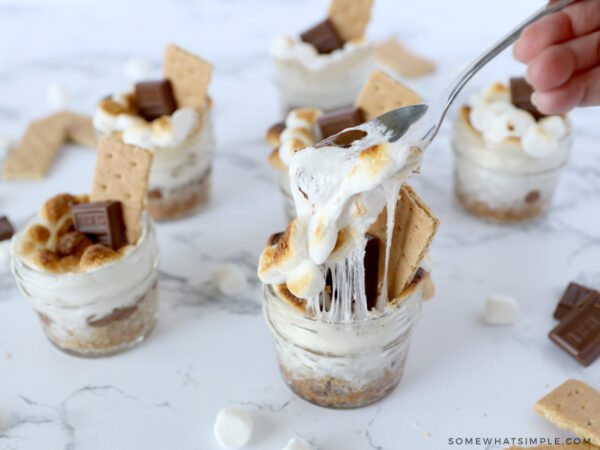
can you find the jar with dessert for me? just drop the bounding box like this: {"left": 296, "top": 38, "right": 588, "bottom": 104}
{"left": 270, "top": 0, "right": 374, "bottom": 113}
{"left": 93, "top": 44, "right": 214, "bottom": 221}
{"left": 453, "top": 78, "right": 572, "bottom": 222}
{"left": 11, "top": 137, "right": 159, "bottom": 357}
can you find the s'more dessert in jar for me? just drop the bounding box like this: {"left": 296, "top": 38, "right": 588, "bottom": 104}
{"left": 453, "top": 77, "right": 572, "bottom": 222}
{"left": 11, "top": 137, "right": 158, "bottom": 357}
{"left": 258, "top": 76, "right": 439, "bottom": 408}
{"left": 266, "top": 69, "right": 422, "bottom": 221}
{"left": 94, "top": 44, "right": 214, "bottom": 221}
{"left": 270, "top": 0, "right": 374, "bottom": 113}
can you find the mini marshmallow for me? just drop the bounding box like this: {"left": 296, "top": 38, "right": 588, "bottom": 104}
{"left": 286, "top": 259, "right": 325, "bottom": 299}
{"left": 214, "top": 407, "right": 253, "bottom": 449}
{"left": 212, "top": 263, "right": 247, "bottom": 296}
{"left": 0, "top": 134, "right": 12, "bottom": 160}
{"left": 0, "top": 241, "right": 11, "bottom": 274}
{"left": 122, "top": 123, "right": 153, "bottom": 150}
{"left": 283, "top": 438, "right": 313, "bottom": 450}
{"left": 522, "top": 124, "right": 559, "bottom": 158}
{"left": 539, "top": 115, "right": 567, "bottom": 140}
{"left": 124, "top": 58, "right": 152, "bottom": 80}
{"left": 47, "top": 82, "right": 70, "bottom": 108}
{"left": 484, "top": 294, "right": 519, "bottom": 325}
{"left": 469, "top": 105, "right": 495, "bottom": 134}
{"left": 484, "top": 109, "right": 535, "bottom": 143}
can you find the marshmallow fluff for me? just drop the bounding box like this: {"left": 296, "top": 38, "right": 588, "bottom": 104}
{"left": 271, "top": 36, "right": 373, "bottom": 111}
{"left": 259, "top": 120, "right": 424, "bottom": 321}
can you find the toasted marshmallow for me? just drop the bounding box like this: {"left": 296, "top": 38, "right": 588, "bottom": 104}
{"left": 539, "top": 115, "right": 567, "bottom": 140}
{"left": 39, "top": 194, "right": 75, "bottom": 225}
{"left": 277, "top": 109, "right": 321, "bottom": 167}
{"left": 522, "top": 124, "right": 559, "bottom": 158}
{"left": 484, "top": 109, "right": 535, "bottom": 143}
{"left": 79, "top": 244, "right": 121, "bottom": 271}
{"left": 257, "top": 246, "right": 286, "bottom": 285}
{"left": 286, "top": 259, "right": 325, "bottom": 299}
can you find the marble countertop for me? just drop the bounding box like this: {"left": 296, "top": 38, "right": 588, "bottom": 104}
{"left": 1, "top": 0, "right": 600, "bottom": 449}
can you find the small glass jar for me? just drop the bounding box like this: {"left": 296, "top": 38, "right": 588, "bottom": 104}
{"left": 271, "top": 41, "right": 373, "bottom": 113}
{"left": 275, "top": 169, "right": 296, "bottom": 223}
{"left": 452, "top": 112, "right": 572, "bottom": 222}
{"left": 263, "top": 280, "right": 424, "bottom": 409}
{"left": 11, "top": 215, "right": 159, "bottom": 357}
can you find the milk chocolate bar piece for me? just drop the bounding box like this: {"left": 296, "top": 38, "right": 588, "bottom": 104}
{"left": 300, "top": 19, "right": 344, "bottom": 54}
{"left": 510, "top": 77, "right": 546, "bottom": 120}
{"left": 554, "top": 282, "right": 596, "bottom": 320}
{"left": 317, "top": 107, "right": 365, "bottom": 139}
{"left": 549, "top": 291, "right": 600, "bottom": 366}
{"left": 315, "top": 128, "right": 368, "bottom": 149}
{"left": 364, "top": 234, "right": 379, "bottom": 310}
{"left": 134, "top": 80, "right": 177, "bottom": 121}
{"left": 0, "top": 216, "right": 14, "bottom": 241}
{"left": 72, "top": 201, "right": 128, "bottom": 250}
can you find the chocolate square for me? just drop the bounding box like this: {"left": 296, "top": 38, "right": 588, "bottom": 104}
{"left": 317, "top": 107, "right": 365, "bottom": 139}
{"left": 509, "top": 77, "right": 546, "bottom": 120}
{"left": 554, "top": 282, "right": 596, "bottom": 320}
{"left": 72, "top": 201, "right": 128, "bottom": 250}
{"left": 0, "top": 216, "right": 14, "bottom": 241}
{"left": 134, "top": 79, "right": 177, "bottom": 121}
{"left": 300, "top": 19, "right": 344, "bottom": 54}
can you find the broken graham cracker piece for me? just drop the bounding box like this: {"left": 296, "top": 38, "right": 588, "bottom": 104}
{"left": 367, "top": 184, "right": 439, "bottom": 299}
{"left": 355, "top": 69, "right": 422, "bottom": 121}
{"left": 163, "top": 43, "right": 213, "bottom": 110}
{"left": 90, "top": 137, "right": 153, "bottom": 245}
{"left": 327, "top": 0, "right": 373, "bottom": 43}
{"left": 375, "top": 38, "right": 436, "bottom": 78}
{"left": 534, "top": 379, "right": 600, "bottom": 447}
{"left": 3, "top": 114, "right": 67, "bottom": 180}
{"left": 55, "top": 111, "right": 96, "bottom": 148}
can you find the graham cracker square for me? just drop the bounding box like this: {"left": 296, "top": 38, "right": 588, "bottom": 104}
{"left": 328, "top": 0, "right": 374, "bottom": 42}
{"left": 375, "top": 38, "right": 436, "bottom": 78}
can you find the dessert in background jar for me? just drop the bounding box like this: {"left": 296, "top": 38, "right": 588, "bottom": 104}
{"left": 94, "top": 44, "right": 214, "bottom": 221}
{"left": 453, "top": 78, "right": 572, "bottom": 222}
{"left": 270, "top": 0, "right": 374, "bottom": 113}
{"left": 258, "top": 83, "right": 439, "bottom": 408}
{"left": 11, "top": 137, "right": 158, "bottom": 357}
{"left": 265, "top": 69, "right": 421, "bottom": 222}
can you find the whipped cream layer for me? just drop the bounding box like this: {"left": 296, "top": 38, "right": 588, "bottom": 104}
{"left": 259, "top": 120, "right": 423, "bottom": 321}
{"left": 468, "top": 83, "right": 568, "bottom": 158}
{"left": 270, "top": 36, "right": 373, "bottom": 110}
{"left": 11, "top": 215, "right": 158, "bottom": 329}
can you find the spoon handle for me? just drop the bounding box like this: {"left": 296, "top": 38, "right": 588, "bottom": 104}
{"left": 427, "top": 0, "right": 578, "bottom": 141}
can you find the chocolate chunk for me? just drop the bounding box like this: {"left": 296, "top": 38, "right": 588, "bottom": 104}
{"left": 510, "top": 77, "right": 546, "bottom": 120}
{"left": 0, "top": 216, "right": 14, "bottom": 241}
{"left": 317, "top": 107, "right": 365, "bottom": 139}
{"left": 364, "top": 234, "right": 380, "bottom": 310}
{"left": 554, "top": 282, "right": 597, "bottom": 320}
{"left": 267, "top": 232, "right": 285, "bottom": 246}
{"left": 549, "top": 291, "right": 600, "bottom": 366}
{"left": 72, "top": 201, "right": 128, "bottom": 250}
{"left": 134, "top": 80, "right": 177, "bottom": 121}
{"left": 525, "top": 190, "right": 540, "bottom": 203}
{"left": 300, "top": 19, "right": 344, "bottom": 54}
{"left": 315, "top": 129, "right": 368, "bottom": 149}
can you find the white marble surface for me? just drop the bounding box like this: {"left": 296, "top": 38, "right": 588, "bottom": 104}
{"left": 1, "top": 1, "right": 600, "bottom": 449}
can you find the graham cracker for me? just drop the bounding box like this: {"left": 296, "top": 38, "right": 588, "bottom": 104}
{"left": 328, "top": 0, "right": 373, "bottom": 42}
{"left": 375, "top": 38, "right": 436, "bottom": 78}
{"left": 90, "top": 137, "right": 153, "bottom": 245}
{"left": 506, "top": 445, "right": 599, "bottom": 450}
{"left": 355, "top": 69, "right": 422, "bottom": 121}
{"left": 367, "top": 184, "right": 439, "bottom": 299}
{"left": 163, "top": 43, "right": 213, "bottom": 110}
{"left": 3, "top": 114, "right": 67, "bottom": 180}
{"left": 534, "top": 379, "right": 600, "bottom": 447}
{"left": 57, "top": 111, "right": 96, "bottom": 148}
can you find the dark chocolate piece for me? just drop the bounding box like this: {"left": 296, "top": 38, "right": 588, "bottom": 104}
{"left": 300, "top": 19, "right": 344, "bottom": 54}
{"left": 554, "top": 282, "right": 597, "bottom": 320}
{"left": 364, "top": 234, "right": 380, "bottom": 310}
{"left": 317, "top": 107, "right": 365, "bottom": 139}
{"left": 549, "top": 291, "right": 600, "bottom": 366}
{"left": 315, "top": 129, "right": 368, "bottom": 149}
{"left": 72, "top": 201, "right": 128, "bottom": 250}
{"left": 134, "top": 80, "right": 177, "bottom": 121}
{"left": 510, "top": 77, "right": 546, "bottom": 120}
{"left": 0, "top": 216, "right": 14, "bottom": 241}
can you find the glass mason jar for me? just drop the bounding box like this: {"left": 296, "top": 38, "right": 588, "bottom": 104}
{"left": 275, "top": 168, "right": 296, "bottom": 223}
{"left": 452, "top": 112, "right": 572, "bottom": 222}
{"left": 11, "top": 214, "right": 159, "bottom": 357}
{"left": 271, "top": 42, "right": 373, "bottom": 114}
{"left": 263, "top": 280, "right": 424, "bottom": 409}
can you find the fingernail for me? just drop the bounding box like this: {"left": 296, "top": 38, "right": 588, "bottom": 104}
{"left": 531, "top": 91, "right": 539, "bottom": 107}
{"left": 525, "top": 70, "right": 533, "bottom": 85}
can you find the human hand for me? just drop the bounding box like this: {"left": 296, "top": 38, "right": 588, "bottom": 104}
{"left": 514, "top": 0, "right": 600, "bottom": 114}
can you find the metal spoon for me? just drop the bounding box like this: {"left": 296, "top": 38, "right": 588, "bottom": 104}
{"left": 371, "top": 0, "right": 578, "bottom": 145}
